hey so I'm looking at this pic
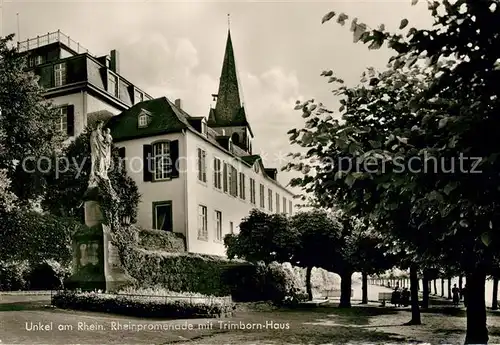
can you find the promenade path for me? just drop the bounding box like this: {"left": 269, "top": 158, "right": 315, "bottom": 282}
{"left": 1, "top": 284, "right": 496, "bottom": 345}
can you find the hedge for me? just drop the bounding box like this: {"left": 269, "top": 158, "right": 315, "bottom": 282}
{"left": 138, "top": 228, "right": 186, "bottom": 252}
{"left": 120, "top": 247, "right": 307, "bottom": 304}
{"left": 51, "top": 290, "right": 234, "bottom": 318}
{"left": 122, "top": 249, "right": 240, "bottom": 296}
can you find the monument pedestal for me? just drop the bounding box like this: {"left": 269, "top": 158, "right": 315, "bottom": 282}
{"left": 66, "top": 187, "right": 134, "bottom": 292}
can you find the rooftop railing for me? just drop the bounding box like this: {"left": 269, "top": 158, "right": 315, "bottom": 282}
{"left": 17, "top": 30, "right": 93, "bottom": 55}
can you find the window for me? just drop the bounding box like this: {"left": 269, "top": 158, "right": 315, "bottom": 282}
{"left": 249, "top": 178, "right": 256, "bottom": 204}
{"left": 239, "top": 173, "right": 246, "bottom": 199}
{"left": 108, "top": 73, "right": 118, "bottom": 97}
{"left": 276, "top": 193, "right": 280, "bottom": 213}
{"left": 153, "top": 142, "right": 171, "bottom": 180}
{"left": 54, "top": 63, "right": 67, "bottom": 87}
{"left": 35, "top": 55, "right": 43, "bottom": 65}
{"left": 229, "top": 221, "right": 234, "bottom": 235}
{"left": 28, "top": 56, "right": 35, "bottom": 67}
{"left": 230, "top": 165, "right": 238, "bottom": 197}
{"left": 289, "top": 200, "right": 293, "bottom": 215}
{"left": 197, "top": 148, "right": 207, "bottom": 183}
{"left": 153, "top": 201, "right": 173, "bottom": 231}
{"left": 268, "top": 188, "right": 273, "bottom": 212}
{"left": 223, "top": 162, "right": 228, "bottom": 193}
{"left": 260, "top": 184, "right": 265, "bottom": 208}
{"left": 138, "top": 114, "right": 149, "bottom": 128}
{"left": 198, "top": 205, "right": 208, "bottom": 240}
{"left": 135, "top": 90, "right": 143, "bottom": 104}
{"left": 201, "top": 122, "right": 207, "bottom": 135}
{"left": 215, "top": 211, "right": 222, "bottom": 241}
{"left": 213, "top": 158, "right": 222, "bottom": 189}
{"left": 57, "top": 106, "right": 68, "bottom": 133}
{"left": 283, "top": 197, "right": 287, "bottom": 213}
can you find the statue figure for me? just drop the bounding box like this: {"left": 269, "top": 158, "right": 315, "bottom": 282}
{"left": 89, "top": 122, "right": 113, "bottom": 189}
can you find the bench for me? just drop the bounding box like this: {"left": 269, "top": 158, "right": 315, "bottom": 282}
{"left": 378, "top": 292, "right": 393, "bottom": 304}
{"left": 322, "top": 289, "right": 353, "bottom": 298}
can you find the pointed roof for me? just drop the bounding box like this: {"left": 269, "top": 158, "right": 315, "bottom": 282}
{"left": 209, "top": 30, "right": 253, "bottom": 135}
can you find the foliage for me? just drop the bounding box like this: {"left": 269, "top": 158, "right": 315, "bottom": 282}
{"left": 122, "top": 248, "right": 242, "bottom": 296}
{"left": 0, "top": 169, "right": 16, "bottom": 213}
{"left": 0, "top": 34, "right": 64, "bottom": 203}
{"left": 0, "top": 260, "right": 30, "bottom": 291}
{"left": 225, "top": 209, "right": 299, "bottom": 264}
{"left": 222, "top": 261, "right": 308, "bottom": 305}
{"left": 0, "top": 259, "right": 69, "bottom": 291}
{"left": 51, "top": 290, "right": 234, "bottom": 318}
{"left": 0, "top": 209, "right": 85, "bottom": 264}
{"left": 288, "top": 0, "right": 500, "bottom": 341}
{"left": 42, "top": 125, "right": 140, "bottom": 225}
{"left": 138, "top": 227, "right": 186, "bottom": 252}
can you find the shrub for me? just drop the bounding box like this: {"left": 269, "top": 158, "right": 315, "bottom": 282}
{"left": 138, "top": 228, "right": 186, "bottom": 252}
{"left": 51, "top": 290, "right": 234, "bottom": 318}
{"left": 222, "top": 261, "right": 307, "bottom": 305}
{"left": 27, "top": 260, "right": 71, "bottom": 290}
{"left": 0, "top": 260, "right": 30, "bottom": 291}
{"left": 122, "top": 249, "right": 244, "bottom": 296}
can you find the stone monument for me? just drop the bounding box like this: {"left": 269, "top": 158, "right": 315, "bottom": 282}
{"left": 66, "top": 121, "right": 133, "bottom": 292}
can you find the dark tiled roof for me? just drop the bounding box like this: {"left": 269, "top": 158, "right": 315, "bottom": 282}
{"left": 214, "top": 31, "right": 242, "bottom": 123}
{"left": 107, "top": 97, "right": 189, "bottom": 142}
{"left": 240, "top": 155, "right": 262, "bottom": 165}
{"left": 265, "top": 168, "right": 278, "bottom": 180}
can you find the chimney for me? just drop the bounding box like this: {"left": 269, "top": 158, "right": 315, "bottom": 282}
{"left": 175, "top": 98, "right": 182, "bottom": 110}
{"left": 110, "top": 50, "right": 120, "bottom": 74}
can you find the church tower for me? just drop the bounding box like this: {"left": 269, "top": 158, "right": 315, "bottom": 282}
{"left": 208, "top": 27, "right": 254, "bottom": 154}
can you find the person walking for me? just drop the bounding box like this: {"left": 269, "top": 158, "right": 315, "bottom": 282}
{"left": 452, "top": 284, "right": 460, "bottom": 307}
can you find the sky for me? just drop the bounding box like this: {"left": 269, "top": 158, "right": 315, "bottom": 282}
{"left": 0, "top": 0, "right": 433, "bottom": 196}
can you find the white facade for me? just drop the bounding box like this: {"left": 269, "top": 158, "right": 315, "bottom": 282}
{"left": 47, "top": 92, "right": 122, "bottom": 139}
{"left": 118, "top": 129, "right": 297, "bottom": 257}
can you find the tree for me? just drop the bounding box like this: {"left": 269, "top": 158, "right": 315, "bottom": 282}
{"left": 42, "top": 125, "right": 140, "bottom": 224}
{"left": 290, "top": 209, "right": 338, "bottom": 301}
{"left": 225, "top": 209, "right": 299, "bottom": 265}
{"left": 287, "top": 2, "right": 500, "bottom": 342}
{"left": 0, "top": 34, "right": 63, "bottom": 204}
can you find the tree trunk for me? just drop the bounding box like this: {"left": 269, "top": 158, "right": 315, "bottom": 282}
{"left": 406, "top": 264, "right": 421, "bottom": 325}
{"left": 441, "top": 279, "right": 445, "bottom": 297}
{"left": 422, "top": 273, "right": 429, "bottom": 309}
{"left": 361, "top": 272, "right": 368, "bottom": 304}
{"left": 459, "top": 275, "right": 464, "bottom": 299}
{"left": 448, "top": 277, "right": 452, "bottom": 299}
{"left": 305, "top": 266, "right": 313, "bottom": 301}
{"left": 433, "top": 279, "right": 438, "bottom": 295}
{"left": 339, "top": 271, "right": 352, "bottom": 308}
{"left": 492, "top": 276, "right": 498, "bottom": 311}
{"left": 464, "top": 269, "right": 488, "bottom": 344}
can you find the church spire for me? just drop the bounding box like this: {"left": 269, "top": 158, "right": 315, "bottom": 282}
{"left": 213, "top": 27, "right": 244, "bottom": 125}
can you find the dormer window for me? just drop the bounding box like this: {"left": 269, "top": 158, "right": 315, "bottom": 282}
{"left": 254, "top": 163, "right": 259, "bottom": 173}
{"left": 201, "top": 121, "right": 207, "bottom": 135}
{"left": 228, "top": 139, "right": 233, "bottom": 152}
{"left": 138, "top": 109, "right": 151, "bottom": 128}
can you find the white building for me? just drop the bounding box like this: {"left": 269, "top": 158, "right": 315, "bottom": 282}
{"left": 108, "top": 30, "right": 297, "bottom": 256}
{"left": 19, "top": 30, "right": 153, "bottom": 138}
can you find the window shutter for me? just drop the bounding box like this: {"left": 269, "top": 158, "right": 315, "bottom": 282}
{"left": 223, "top": 163, "right": 228, "bottom": 192}
{"left": 143, "top": 144, "right": 153, "bottom": 182}
{"left": 170, "top": 140, "right": 179, "bottom": 178}
{"left": 66, "top": 105, "right": 75, "bottom": 136}
{"left": 213, "top": 158, "right": 217, "bottom": 187}
{"left": 118, "top": 147, "right": 126, "bottom": 159}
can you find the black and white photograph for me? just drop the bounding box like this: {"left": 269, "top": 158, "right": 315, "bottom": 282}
{"left": 0, "top": 0, "right": 499, "bottom": 344}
